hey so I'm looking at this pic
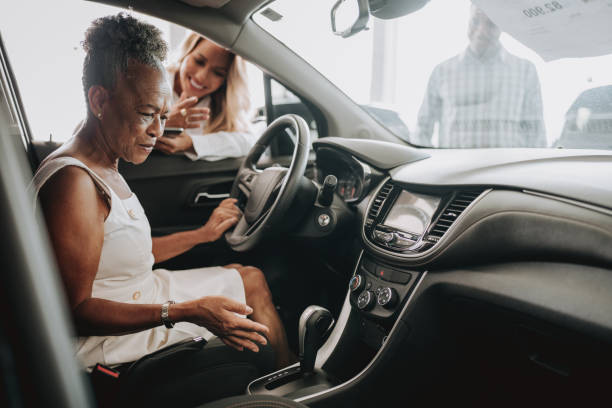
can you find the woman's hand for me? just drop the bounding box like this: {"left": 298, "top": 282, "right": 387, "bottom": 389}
{"left": 166, "top": 95, "right": 210, "bottom": 130}
{"left": 196, "top": 198, "right": 241, "bottom": 243}
{"left": 155, "top": 130, "right": 194, "bottom": 154}
{"left": 176, "top": 296, "right": 270, "bottom": 352}
{"left": 156, "top": 95, "right": 210, "bottom": 154}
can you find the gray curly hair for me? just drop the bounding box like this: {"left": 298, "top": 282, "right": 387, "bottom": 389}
{"left": 81, "top": 13, "right": 168, "bottom": 105}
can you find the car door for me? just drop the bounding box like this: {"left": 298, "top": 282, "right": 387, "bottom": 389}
{"left": 118, "top": 151, "right": 243, "bottom": 268}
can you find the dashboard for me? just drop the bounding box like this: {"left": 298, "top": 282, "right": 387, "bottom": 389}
{"left": 307, "top": 138, "right": 612, "bottom": 407}
{"left": 313, "top": 138, "right": 612, "bottom": 267}
{"left": 311, "top": 137, "right": 612, "bottom": 338}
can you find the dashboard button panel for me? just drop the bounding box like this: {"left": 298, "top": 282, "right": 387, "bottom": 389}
{"left": 351, "top": 257, "right": 419, "bottom": 319}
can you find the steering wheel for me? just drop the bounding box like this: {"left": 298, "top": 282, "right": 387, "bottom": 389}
{"left": 225, "top": 114, "right": 310, "bottom": 252}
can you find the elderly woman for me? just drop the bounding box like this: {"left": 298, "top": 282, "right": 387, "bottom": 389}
{"left": 31, "top": 13, "right": 289, "bottom": 406}
{"left": 155, "top": 32, "right": 256, "bottom": 160}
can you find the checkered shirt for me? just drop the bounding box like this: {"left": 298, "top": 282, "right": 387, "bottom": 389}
{"left": 413, "top": 46, "right": 546, "bottom": 148}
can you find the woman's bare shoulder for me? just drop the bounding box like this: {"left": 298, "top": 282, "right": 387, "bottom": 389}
{"left": 39, "top": 165, "right": 109, "bottom": 220}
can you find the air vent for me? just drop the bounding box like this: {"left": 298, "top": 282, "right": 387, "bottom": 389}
{"left": 426, "top": 190, "right": 483, "bottom": 242}
{"left": 366, "top": 181, "right": 394, "bottom": 225}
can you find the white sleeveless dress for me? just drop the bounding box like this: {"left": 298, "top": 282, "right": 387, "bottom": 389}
{"left": 31, "top": 156, "right": 245, "bottom": 369}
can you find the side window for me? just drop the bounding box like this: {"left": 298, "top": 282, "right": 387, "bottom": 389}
{"left": 1, "top": 2, "right": 269, "bottom": 148}
{"left": 261, "top": 75, "right": 326, "bottom": 156}
{"left": 0, "top": 2, "right": 175, "bottom": 143}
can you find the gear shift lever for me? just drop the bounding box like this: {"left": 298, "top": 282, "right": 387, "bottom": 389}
{"left": 298, "top": 305, "right": 335, "bottom": 374}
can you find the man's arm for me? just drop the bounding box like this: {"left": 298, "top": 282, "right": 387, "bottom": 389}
{"left": 413, "top": 66, "right": 442, "bottom": 146}
{"left": 521, "top": 63, "right": 547, "bottom": 147}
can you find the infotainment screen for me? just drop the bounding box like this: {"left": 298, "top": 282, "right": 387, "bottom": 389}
{"left": 383, "top": 191, "right": 441, "bottom": 235}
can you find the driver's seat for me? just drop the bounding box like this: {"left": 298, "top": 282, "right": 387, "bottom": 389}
{"left": 199, "top": 395, "right": 309, "bottom": 408}
{"left": 91, "top": 336, "right": 277, "bottom": 408}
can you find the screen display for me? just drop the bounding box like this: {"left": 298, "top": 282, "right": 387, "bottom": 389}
{"left": 383, "top": 191, "right": 441, "bottom": 235}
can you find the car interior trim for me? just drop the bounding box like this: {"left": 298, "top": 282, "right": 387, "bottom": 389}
{"left": 523, "top": 189, "right": 612, "bottom": 217}
{"left": 390, "top": 149, "right": 612, "bottom": 211}
{"left": 352, "top": 157, "right": 372, "bottom": 203}
{"left": 315, "top": 251, "right": 364, "bottom": 367}
{"left": 294, "top": 269, "right": 428, "bottom": 404}
{"left": 313, "top": 137, "right": 429, "bottom": 170}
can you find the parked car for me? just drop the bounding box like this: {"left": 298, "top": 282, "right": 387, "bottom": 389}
{"left": 1, "top": 0, "right": 611, "bottom": 407}
{"left": 555, "top": 85, "right": 612, "bottom": 149}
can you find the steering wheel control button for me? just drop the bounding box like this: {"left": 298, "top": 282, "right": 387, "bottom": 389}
{"left": 357, "top": 290, "right": 376, "bottom": 311}
{"left": 317, "top": 213, "right": 331, "bottom": 227}
{"left": 349, "top": 275, "right": 365, "bottom": 292}
{"left": 377, "top": 287, "right": 398, "bottom": 309}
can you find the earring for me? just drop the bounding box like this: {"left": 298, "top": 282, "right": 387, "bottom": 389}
{"left": 97, "top": 112, "right": 103, "bottom": 119}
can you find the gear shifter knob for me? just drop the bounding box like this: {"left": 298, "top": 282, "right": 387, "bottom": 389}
{"left": 298, "top": 305, "right": 335, "bottom": 374}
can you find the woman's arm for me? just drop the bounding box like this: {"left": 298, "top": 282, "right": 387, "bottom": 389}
{"left": 73, "top": 296, "right": 270, "bottom": 352}
{"left": 40, "top": 170, "right": 263, "bottom": 350}
{"left": 151, "top": 198, "right": 240, "bottom": 263}
{"left": 155, "top": 129, "right": 257, "bottom": 161}
{"left": 185, "top": 129, "right": 257, "bottom": 161}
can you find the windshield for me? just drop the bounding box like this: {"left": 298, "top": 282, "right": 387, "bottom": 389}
{"left": 254, "top": 0, "right": 612, "bottom": 149}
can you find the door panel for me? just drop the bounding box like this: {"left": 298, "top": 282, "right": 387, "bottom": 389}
{"left": 119, "top": 151, "right": 244, "bottom": 269}
{"left": 119, "top": 151, "right": 242, "bottom": 235}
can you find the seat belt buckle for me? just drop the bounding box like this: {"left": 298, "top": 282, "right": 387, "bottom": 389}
{"left": 90, "top": 363, "right": 122, "bottom": 407}
{"left": 92, "top": 363, "right": 120, "bottom": 379}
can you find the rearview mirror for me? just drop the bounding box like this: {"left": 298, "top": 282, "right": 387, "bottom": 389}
{"left": 330, "top": 0, "right": 370, "bottom": 38}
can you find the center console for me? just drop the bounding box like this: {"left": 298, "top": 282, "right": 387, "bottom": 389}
{"left": 247, "top": 181, "right": 479, "bottom": 403}
{"left": 247, "top": 251, "right": 423, "bottom": 401}
{"left": 246, "top": 180, "right": 487, "bottom": 404}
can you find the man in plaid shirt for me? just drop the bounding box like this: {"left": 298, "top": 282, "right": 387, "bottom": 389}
{"left": 413, "top": 6, "right": 546, "bottom": 148}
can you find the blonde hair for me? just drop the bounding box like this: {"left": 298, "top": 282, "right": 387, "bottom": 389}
{"left": 167, "top": 32, "right": 251, "bottom": 133}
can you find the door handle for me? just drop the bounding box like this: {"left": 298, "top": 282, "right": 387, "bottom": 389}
{"left": 194, "top": 192, "right": 230, "bottom": 204}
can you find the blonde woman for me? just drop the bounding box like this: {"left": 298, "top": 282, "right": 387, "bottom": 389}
{"left": 155, "top": 32, "right": 256, "bottom": 161}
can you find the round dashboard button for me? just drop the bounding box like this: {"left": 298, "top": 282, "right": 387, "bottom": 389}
{"left": 377, "top": 287, "right": 398, "bottom": 309}
{"left": 317, "top": 213, "right": 331, "bottom": 227}
{"left": 357, "top": 290, "right": 376, "bottom": 311}
{"left": 349, "top": 274, "right": 364, "bottom": 292}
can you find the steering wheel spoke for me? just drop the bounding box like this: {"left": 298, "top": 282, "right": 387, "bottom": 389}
{"left": 236, "top": 167, "right": 260, "bottom": 198}
{"left": 245, "top": 207, "right": 272, "bottom": 236}
{"left": 225, "top": 114, "right": 311, "bottom": 252}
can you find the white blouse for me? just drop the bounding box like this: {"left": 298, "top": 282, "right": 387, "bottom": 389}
{"left": 172, "top": 92, "right": 258, "bottom": 161}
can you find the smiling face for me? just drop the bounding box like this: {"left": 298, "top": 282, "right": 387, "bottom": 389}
{"left": 102, "top": 62, "right": 172, "bottom": 164}
{"left": 176, "top": 38, "right": 233, "bottom": 99}
{"left": 467, "top": 6, "right": 501, "bottom": 56}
